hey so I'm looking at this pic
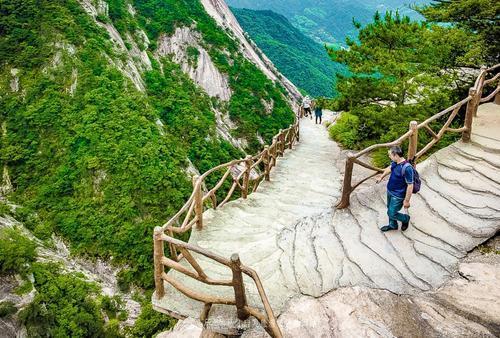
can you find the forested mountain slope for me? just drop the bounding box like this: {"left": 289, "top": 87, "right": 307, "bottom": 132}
{"left": 0, "top": 0, "right": 297, "bottom": 316}
{"left": 227, "top": 0, "right": 428, "bottom": 46}
{"left": 231, "top": 8, "right": 345, "bottom": 97}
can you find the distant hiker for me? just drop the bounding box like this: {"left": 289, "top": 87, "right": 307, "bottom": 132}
{"left": 303, "top": 96, "right": 312, "bottom": 119}
{"left": 314, "top": 102, "right": 323, "bottom": 124}
{"left": 375, "top": 146, "right": 414, "bottom": 232}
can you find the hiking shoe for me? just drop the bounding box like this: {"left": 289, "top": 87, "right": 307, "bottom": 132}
{"left": 380, "top": 225, "right": 398, "bottom": 232}
{"left": 402, "top": 218, "right": 410, "bottom": 231}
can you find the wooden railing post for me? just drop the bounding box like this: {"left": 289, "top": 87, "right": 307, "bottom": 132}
{"left": 336, "top": 155, "right": 354, "bottom": 209}
{"left": 193, "top": 175, "right": 203, "bottom": 230}
{"left": 407, "top": 121, "right": 418, "bottom": 161}
{"left": 242, "top": 155, "right": 253, "bottom": 199}
{"left": 473, "top": 67, "right": 486, "bottom": 117}
{"left": 462, "top": 88, "right": 476, "bottom": 143}
{"left": 295, "top": 123, "right": 300, "bottom": 142}
{"left": 277, "top": 130, "right": 283, "bottom": 156}
{"left": 263, "top": 146, "right": 270, "bottom": 181}
{"left": 153, "top": 227, "right": 165, "bottom": 299}
{"left": 495, "top": 86, "right": 500, "bottom": 105}
{"left": 288, "top": 129, "right": 294, "bottom": 150}
{"left": 476, "top": 65, "right": 487, "bottom": 106}
{"left": 230, "top": 253, "right": 250, "bottom": 321}
{"left": 281, "top": 131, "right": 286, "bottom": 155}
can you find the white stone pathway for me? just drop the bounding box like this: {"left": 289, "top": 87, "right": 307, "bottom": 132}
{"left": 154, "top": 104, "right": 500, "bottom": 330}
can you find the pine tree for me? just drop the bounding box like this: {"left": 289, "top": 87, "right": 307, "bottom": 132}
{"left": 417, "top": 0, "right": 500, "bottom": 63}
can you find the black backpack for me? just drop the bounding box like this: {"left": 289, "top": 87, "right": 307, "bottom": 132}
{"left": 402, "top": 161, "right": 421, "bottom": 194}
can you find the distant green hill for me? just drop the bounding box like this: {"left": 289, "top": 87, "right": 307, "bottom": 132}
{"left": 232, "top": 8, "right": 345, "bottom": 97}
{"left": 227, "top": 0, "right": 428, "bottom": 46}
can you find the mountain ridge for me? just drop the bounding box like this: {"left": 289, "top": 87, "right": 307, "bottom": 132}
{"left": 226, "top": 0, "right": 428, "bottom": 45}
{"left": 231, "top": 7, "right": 346, "bottom": 97}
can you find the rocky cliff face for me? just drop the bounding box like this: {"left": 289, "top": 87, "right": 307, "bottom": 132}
{"left": 76, "top": 0, "right": 301, "bottom": 152}
{"left": 201, "top": 0, "right": 302, "bottom": 104}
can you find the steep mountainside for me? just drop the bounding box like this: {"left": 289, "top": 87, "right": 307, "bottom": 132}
{"left": 227, "top": 0, "right": 428, "bottom": 45}
{"left": 0, "top": 0, "right": 298, "bottom": 296}
{"left": 231, "top": 8, "right": 346, "bottom": 97}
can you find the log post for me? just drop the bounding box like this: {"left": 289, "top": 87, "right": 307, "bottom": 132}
{"left": 230, "top": 253, "right": 250, "bottom": 321}
{"left": 336, "top": 155, "right": 354, "bottom": 209}
{"left": 242, "top": 155, "right": 253, "bottom": 199}
{"left": 193, "top": 175, "right": 203, "bottom": 230}
{"left": 153, "top": 227, "right": 165, "bottom": 299}
{"left": 288, "top": 129, "right": 294, "bottom": 150}
{"left": 407, "top": 121, "right": 418, "bottom": 161}
{"left": 495, "top": 85, "right": 500, "bottom": 105}
{"left": 473, "top": 67, "right": 486, "bottom": 117}
{"left": 272, "top": 136, "right": 278, "bottom": 166}
{"left": 462, "top": 88, "right": 476, "bottom": 143}
{"left": 279, "top": 130, "right": 285, "bottom": 156}
{"left": 276, "top": 129, "right": 283, "bottom": 156}
{"left": 263, "top": 145, "right": 270, "bottom": 181}
{"left": 476, "top": 65, "right": 487, "bottom": 106}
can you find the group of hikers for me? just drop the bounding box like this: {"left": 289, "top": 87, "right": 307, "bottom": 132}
{"left": 301, "top": 96, "right": 323, "bottom": 124}
{"left": 300, "top": 96, "right": 419, "bottom": 233}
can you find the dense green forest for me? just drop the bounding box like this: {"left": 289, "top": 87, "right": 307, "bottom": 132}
{"left": 327, "top": 3, "right": 491, "bottom": 166}
{"left": 0, "top": 227, "right": 174, "bottom": 336}
{"left": 231, "top": 8, "right": 345, "bottom": 97}
{"left": 227, "top": 0, "right": 429, "bottom": 46}
{"left": 0, "top": 0, "right": 294, "bottom": 335}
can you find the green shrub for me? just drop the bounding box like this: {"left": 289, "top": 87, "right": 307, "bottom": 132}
{"left": 0, "top": 228, "right": 36, "bottom": 275}
{"left": 100, "top": 295, "right": 127, "bottom": 321}
{"left": 0, "top": 301, "right": 17, "bottom": 318}
{"left": 14, "top": 280, "right": 33, "bottom": 295}
{"left": 328, "top": 113, "right": 359, "bottom": 149}
{"left": 0, "top": 202, "right": 11, "bottom": 216}
{"left": 19, "top": 262, "right": 106, "bottom": 337}
{"left": 127, "top": 303, "right": 176, "bottom": 337}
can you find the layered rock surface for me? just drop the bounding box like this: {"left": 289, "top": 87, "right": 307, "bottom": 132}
{"left": 154, "top": 103, "right": 500, "bottom": 335}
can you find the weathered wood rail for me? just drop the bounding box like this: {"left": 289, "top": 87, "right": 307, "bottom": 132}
{"left": 153, "top": 109, "right": 301, "bottom": 337}
{"left": 154, "top": 233, "right": 282, "bottom": 337}
{"left": 336, "top": 64, "right": 500, "bottom": 209}
{"left": 160, "top": 112, "right": 300, "bottom": 237}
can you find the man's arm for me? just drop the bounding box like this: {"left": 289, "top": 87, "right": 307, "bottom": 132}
{"left": 376, "top": 166, "right": 391, "bottom": 183}
{"left": 404, "top": 184, "right": 413, "bottom": 208}
{"left": 403, "top": 164, "right": 414, "bottom": 208}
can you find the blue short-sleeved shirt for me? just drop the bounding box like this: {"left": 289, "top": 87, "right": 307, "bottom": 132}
{"left": 387, "top": 161, "right": 414, "bottom": 198}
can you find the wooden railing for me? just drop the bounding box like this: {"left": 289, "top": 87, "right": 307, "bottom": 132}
{"left": 160, "top": 113, "right": 300, "bottom": 238}
{"left": 336, "top": 64, "right": 500, "bottom": 209}
{"left": 153, "top": 233, "right": 282, "bottom": 337}
{"left": 153, "top": 109, "right": 301, "bottom": 337}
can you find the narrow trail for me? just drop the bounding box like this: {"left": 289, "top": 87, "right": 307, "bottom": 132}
{"left": 154, "top": 104, "right": 500, "bottom": 324}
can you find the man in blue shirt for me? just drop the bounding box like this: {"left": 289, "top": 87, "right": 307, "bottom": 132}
{"left": 376, "top": 146, "right": 414, "bottom": 232}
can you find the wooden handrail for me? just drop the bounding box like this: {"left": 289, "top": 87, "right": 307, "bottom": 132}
{"left": 153, "top": 107, "right": 302, "bottom": 336}
{"left": 337, "top": 64, "right": 500, "bottom": 209}
{"left": 159, "top": 110, "right": 301, "bottom": 234}
{"left": 155, "top": 232, "right": 283, "bottom": 337}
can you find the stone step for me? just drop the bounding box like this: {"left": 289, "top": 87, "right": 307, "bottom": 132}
{"left": 353, "top": 192, "right": 450, "bottom": 289}
{"left": 154, "top": 106, "right": 500, "bottom": 328}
